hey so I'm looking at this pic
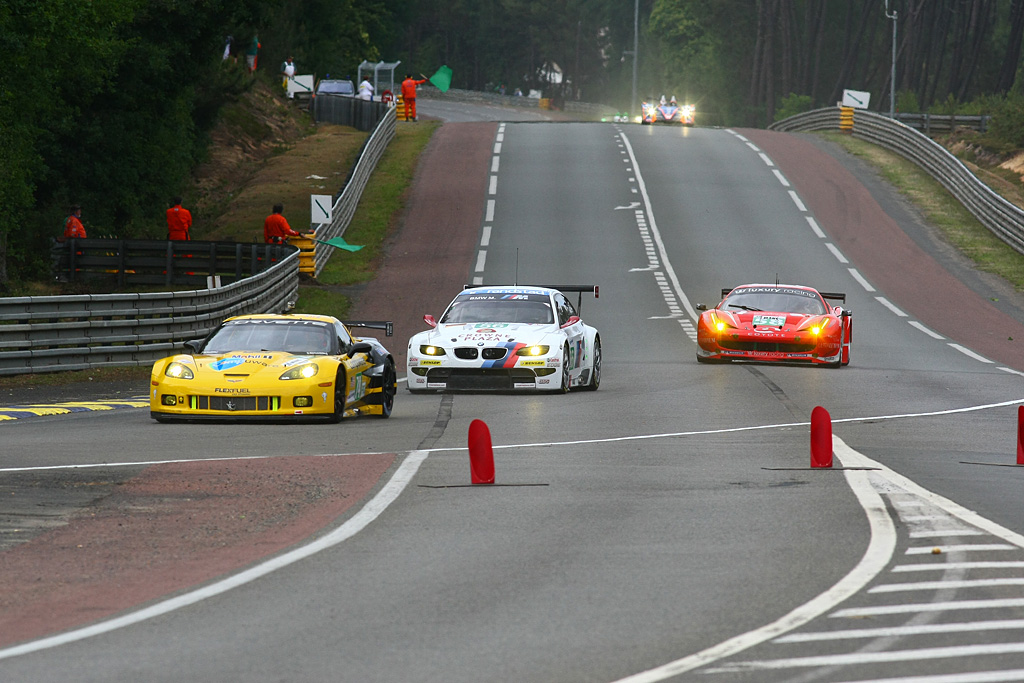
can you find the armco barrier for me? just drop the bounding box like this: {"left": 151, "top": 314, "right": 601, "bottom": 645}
{"left": 0, "top": 105, "right": 397, "bottom": 376}
{"left": 769, "top": 107, "right": 1024, "bottom": 257}
{"left": 0, "top": 251, "right": 299, "bottom": 376}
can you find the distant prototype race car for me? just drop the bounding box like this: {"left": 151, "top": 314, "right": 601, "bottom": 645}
{"left": 407, "top": 285, "right": 602, "bottom": 392}
{"left": 641, "top": 100, "right": 695, "bottom": 125}
{"left": 695, "top": 284, "right": 851, "bottom": 366}
{"left": 150, "top": 314, "right": 397, "bottom": 422}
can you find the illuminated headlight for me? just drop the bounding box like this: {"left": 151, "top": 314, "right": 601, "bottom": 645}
{"left": 810, "top": 319, "right": 830, "bottom": 336}
{"left": 516, "top": 345, "right": 549, "bottom": 356}
{"left": 165, "top": 362, "right": 194, "bottom": 379}
{"left": 682, "top": 106, "right": 695, "bottom": 115}
{"left": 280, "top": 363, "right": 319, "bottom": 380}
{"left": 419, "top": 345, "right": 446, "bottom": 356}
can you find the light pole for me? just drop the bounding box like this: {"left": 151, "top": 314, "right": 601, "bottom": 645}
{"left": 886, "top": 0, "right": 897, "bottom": 118}
{"left": 632, "top": 0, "right": 638, "bottom": 120}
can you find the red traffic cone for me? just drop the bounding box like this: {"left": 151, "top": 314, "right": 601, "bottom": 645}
{"left": 810, "top": 406, "right": 833, "bottom": 468}
{"left": 1017, "top": 406, "right": 1023, "bottom": 466}
{"left": 468, "top": 419, "right": 495, "bottom": 485}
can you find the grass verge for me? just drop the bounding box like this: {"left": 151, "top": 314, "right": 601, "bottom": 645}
{"left": 821, "top": 132, "right": 1024, "bottom": 291}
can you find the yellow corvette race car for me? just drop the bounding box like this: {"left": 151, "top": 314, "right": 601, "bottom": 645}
{"left": 150, "top": 314, "right": 396, "bottom": 422}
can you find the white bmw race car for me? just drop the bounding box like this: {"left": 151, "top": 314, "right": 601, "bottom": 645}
{"left": 407, "top": 285, "right": 602, "bottom": 393}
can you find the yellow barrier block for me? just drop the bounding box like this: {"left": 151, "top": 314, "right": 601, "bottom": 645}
{"left": 539, "top": 98, "right": 550, "bottom": 110}
{"left": 291, "top": 234, "right": 318, "bottom": 274}
{"left": 839, "top": 106, "right": 854, "bottom": 133}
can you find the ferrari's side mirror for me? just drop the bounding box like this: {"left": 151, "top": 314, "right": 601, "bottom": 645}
{"left": 424, "top": 314, "right": 437, "bottom": 328}
{"left": 839, "top": 309, "right": 852, "bottom": 317}
{"left": 696, "top": 303, "right": 707, "bottom": 311}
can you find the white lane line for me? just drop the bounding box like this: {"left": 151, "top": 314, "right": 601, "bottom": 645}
{"left": 788, "top": 190, "right": 807, "bottom": 212}
{"left": 825, "top": 243, "right": 848, "bottom": 263}
{"left": 1000, "top": 367, "right": 1024, "bottom": 377}
{"left": 806, "top": 216, "right": 826, "bottom": 238}
{"left": 619, "top": 132, "right": 699, "bottom": 322}
{"left": 704, "top": 642, "right": 1024, "bottom": 673}
{"left": 474, "top": 250, "right": 487, "bottom": 273}
{"left": 493, "top": 141, "right": 502, "bottom": 154}
{"left": 876, "top": 296, "right": 908, "bottom": 317}
{"left": 0, "top": 450, "right": 432, "bottom": 662}
{"left": 830, "top": 669, "right": 1024, "bottom": 683}
{"left": 848, "top": 268, "right": 875, "bottom": 292}
{"left": 832, "top": 598, "right": 1024, "bottom": 618}
{"left": 746, "top": 141, "right": 760, "bottom": 151}
{"left": 895, "top": 561, "right": 1024, "bottom": 572}
{"left": 488, "top": 175, "right": 497, "bottom": 195}
{"left": 758, "top": 152, "right": 774, "bottom": 166}
{"left": 950, "top": 343, "right": 994, "bottom": 363}
{"left": 910, "top": 529, "right": 984, "bottom": 537}
{"left": 775, "top": 619, "right": 1024, "bottom": 643}
{"left": 608, "top": 436, "right": 896, "bottom": 682}
{"left": 773, "top": 169, "right": 790, "bottom": 187}
{"left": 905, "top": 543, "right": 1014, "bottom": 554}
{"left": 480, "top": 225, "right": 492, "bottom": 247}
{"left": 490, "top": 155, "right": 499, "bottom": 173}
{"left": 496, "top": 132, "right": 504, "bottom": 142}
{"left": 485, "top": 199, "right": 495, "bottom": 222}
{"left": 909, "top": 320, "right": 945, "bottom": 339}
{"left": 870, "top": 578, "right": 1024, "bottom": 593}
{"left": 472, "top": 276, "right": 483, "bottom": 285}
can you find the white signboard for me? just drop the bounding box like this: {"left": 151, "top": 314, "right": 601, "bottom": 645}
{"left": 311, "top": 194, "right": 333, "bottom": 225}
{"left": 841, "top": 89, "right": 871, "bottom": 109}
{"left": 287, "top": 74, "right": 314, "bottom": 99}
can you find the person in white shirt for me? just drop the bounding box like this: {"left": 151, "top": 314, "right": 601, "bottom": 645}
{"left": 358, "top": 78, "right": 374, "bottom": 101}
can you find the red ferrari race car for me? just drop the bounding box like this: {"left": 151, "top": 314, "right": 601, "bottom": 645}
{"left": 641, "top": 99, "right": 695, "bottom": 125}
{"left": 695, "top": 284, "right": 852, "bottom": 367}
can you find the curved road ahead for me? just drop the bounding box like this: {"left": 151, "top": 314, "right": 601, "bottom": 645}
{"left": 2, "top": 103, "right": 1024, "bottom": 682}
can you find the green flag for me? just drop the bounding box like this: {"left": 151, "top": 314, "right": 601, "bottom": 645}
{"left": 316, "top": 236, "right": 364, "bottom": 252}
{"left": 428, "top": 65, "right": 452, "bottom": 93}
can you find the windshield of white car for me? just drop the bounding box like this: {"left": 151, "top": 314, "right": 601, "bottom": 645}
{"left": 441, "top": 297, "right": 554, "bottom": 324}
{"left": 722, "top": 289, "right": 826, "bottom": 315}
{"left": 202, "top": 322, "right": 333, "bottom": 355}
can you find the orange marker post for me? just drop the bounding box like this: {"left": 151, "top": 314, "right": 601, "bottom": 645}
{"left": 810, "top": 406, "right": 833, "bottom": 468}
{"left": 468, "top": 419, "right": 495, "bottom": 484}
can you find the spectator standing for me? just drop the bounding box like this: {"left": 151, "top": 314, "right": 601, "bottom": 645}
{"left": 401, "top": 73, "right": 427, "bottom": 121}
{"left": 246, "top": 35, "right": 260, "bottom": 73}
{"left": 281, "top": 56, "right": 296, "bottom": 89}
{"left": 63, "top": 205, "right": 86, "bottom": 239}
{"left": 222, "top": 35, "right": 233, "bottom": 61}
{"left": 166, "top": 197, "right": 192, "bottom": 240}
{"left": 264, "top": 204, "right": 302, "bottom": 244}
{"left": 358, "top": 77, "right": 374, "bottom": 101}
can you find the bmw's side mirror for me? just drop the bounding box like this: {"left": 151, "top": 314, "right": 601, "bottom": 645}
{"left": 424, "top": 314, "right": 437, "bottom": 328}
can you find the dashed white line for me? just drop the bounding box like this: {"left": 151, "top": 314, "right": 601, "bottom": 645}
{"left": 474, "top": 250, "right": 486, "bottom": 273}
{"left": 480, "top": 225, "right": 491, "bottom": 247}
{"left": 788, "top": 190, "right": 807, "bottom": 212}
{"left": 772, "top": 169, "right": 790, "bottom": 186}
{"left": 825, "top": 242, "right": 848, "bottom": 263}
{"left": 908, "top": 320, "right": 944, "bottom": 338}
{"left": 493, "top": 141, "right": 502, "bottom": 154}
{"left": 488, "top": 175, "right": 497, "bottom": 195}
{"left": 848, "top": 268, "right": 875, "bottom": 292}
{"left": 485, "top": 199, "right": 495, "bottom": 222}
{"left": 758, "top": 152, "right": 774, "bottom": 167}
{"left": 875, "top": 296, "right": 908, "bottom": 317}
{"left": 490, "top": 155, "right": 499, "bottom": 173}
{"left": 806, "top": 216, "right": 826, "bottom": 238}
{"left": 949, "top": 343, "right": 993, "bottom": 363}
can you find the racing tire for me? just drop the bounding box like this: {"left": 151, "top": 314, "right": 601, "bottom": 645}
{"left": 375, "top": 359, "right": 396, "bottom": 418}
{"left": 581, "top": 337, "right": 601, "bottom": 391}
{"left": 330, "top": 368, "right": 347, "bottom": 423}
{"left": 556, "top": 344, "right": 571, "bottom": 394}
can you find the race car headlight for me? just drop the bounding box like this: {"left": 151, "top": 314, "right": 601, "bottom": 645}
{"left": 516, "top": 345, "right": 550, "bottom": 356}
{"left": 419, "top": 345, "right": 446, "bottom": 356}
{"left": 165, "top": 362, "right": 194, "bottom": 380}
{"left": 280, "top": 363, "right": 319, "bottom": 380}
{"left": 810, "top": 319, "right": 831, "bottom": 336}
{"left": 711, "top": 314, "right": 735, "bottom": 333}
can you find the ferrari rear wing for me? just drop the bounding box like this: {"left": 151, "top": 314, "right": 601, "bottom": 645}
{"left": 342, "top": 320, "right": 394, "bottom": 337}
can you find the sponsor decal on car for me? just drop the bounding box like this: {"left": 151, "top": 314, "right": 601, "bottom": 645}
{"left": 752, "top": 315, "right": 786, "bottom": 327}
{"left": 420, "top": 359, "right": 443, "bottom": 366}
{"left": 518, "top": 360, "right": 545, "bottom": 367}
{"left": 215, "top": 387, "right": 252, "bottom": 394}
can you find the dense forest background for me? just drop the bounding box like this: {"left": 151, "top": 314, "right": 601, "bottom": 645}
{"left": 3, "top": 0, "right": 1024, "bottom": 288}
